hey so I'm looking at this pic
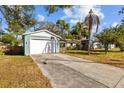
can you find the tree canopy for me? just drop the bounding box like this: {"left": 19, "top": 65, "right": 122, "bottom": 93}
{"left": 119, "top": 7, "right": 124, "bottom": 24}
{"left": 95, "top": 25, "right": 124, "bottom": 53}
{"left": 44, "top": 5, "right": 73, "bottom": 15}
{"left": 56, "top": 20, "right": 70, "bottom": 38}
{"left": 70, "top": 22, "right": 85, "bottom": 40}
{"left": 0, "top": 5, "right": 37, "bottom": 35}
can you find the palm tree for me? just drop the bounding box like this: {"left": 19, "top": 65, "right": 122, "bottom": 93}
{"left": 84, "top": 9, "right": 100, "bottom": 54}
{"left": 0, "top": 18, "right": 3, "bottom": 38}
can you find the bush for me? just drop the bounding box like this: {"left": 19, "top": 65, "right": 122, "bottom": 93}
{"left": 4, "top": 46, "right": 24, "bottom": 55}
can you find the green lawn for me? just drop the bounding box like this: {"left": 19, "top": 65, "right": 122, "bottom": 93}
{"left": 65, "top": 49, "right": 124, "bottom": 68}
{"left": 0, "top": 55, "right": 51, "bottom": 88}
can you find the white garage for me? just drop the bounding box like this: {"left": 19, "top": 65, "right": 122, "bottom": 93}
{"left": 23, "top": 30, "right": 61, "bottom": 55}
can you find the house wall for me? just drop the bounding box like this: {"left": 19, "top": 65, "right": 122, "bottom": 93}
{"left": 66, "top": 43, "right": 76, "bottom": 47}
{"left": 24, "top": 35, "right": 30, "bottom": 55}
{"left": 56, "top": 38, "right": 60, "bottom": 53}
{"left": 108, "top": 44, "right": 115, "bottom": 49}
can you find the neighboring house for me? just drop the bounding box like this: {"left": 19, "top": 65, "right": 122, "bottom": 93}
{"left": 93, "top": 42, "right": 116, "bottom": 49}
{"left": 23, "top": 30, "right": 62, "bottom": 55}
{"left": 93, "top": 42, "right": 103, "bottom": 49}
{"left": 64, "top": 39, "right": 80, "bottom": 47}
{"left": 108, "top": 44, "right": 116, "bottom": 49}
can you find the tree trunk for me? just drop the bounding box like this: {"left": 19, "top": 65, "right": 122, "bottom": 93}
{"left": 119, "top": 45, "right": 124, "bottom": 51}
{"left": 104, "top": 44, "right": 108, "bottom": 54}
{"left": 61, "top": 30, "right": 64, "bottom": 39}
{"left": 88, "top": 32, "right": 91, "bottom": 55}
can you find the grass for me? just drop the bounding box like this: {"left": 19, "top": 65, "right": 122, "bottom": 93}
{"left": 65, "top": 48, "right": 124, "bottom": 68}
{"left": 0, "top": 46, "right": 4, "bottom": 55}
{"left": 0, "top": 55, "right": 51, "bottom": 88}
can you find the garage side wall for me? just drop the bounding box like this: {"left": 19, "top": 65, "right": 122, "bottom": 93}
{"left": 56, "top": 38, "right": 60, "bottom": 53}
{"left": 24, "top": 35, "right": 30, "bottom": 55}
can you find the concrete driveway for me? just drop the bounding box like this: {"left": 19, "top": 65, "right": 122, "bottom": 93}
{"left": 31, "top": 54, "right": 124, "bottom": 88}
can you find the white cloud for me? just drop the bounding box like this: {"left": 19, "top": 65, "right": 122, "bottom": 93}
{"left": 37, "top": 14, "right": 45, "bottom": 21}
{"left": 63, "top": 8, "right": 72, "bottom": 17}
{"left": 61, "top": 5, "right": 105, "bottom": 21}
{"left": 70, "top": 19, "right": 79, "bottom": 24}
{"left": 112, "top": 22, "right": 118, "bottom": 27}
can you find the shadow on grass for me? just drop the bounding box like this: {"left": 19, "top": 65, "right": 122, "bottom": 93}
{"left": 65, "top": 50, "right": 105, "bottom": 55}
{"left": 94, "top": 49, "right": 123, "bottom": 53}
{"left": 65, "top": 49, "right": 123, "bottom": 56}
{"left": 110, "top": 59, "right": 124, "bottom": 62}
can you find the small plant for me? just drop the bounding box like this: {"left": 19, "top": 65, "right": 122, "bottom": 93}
{"left": 0, "top": 46, "right": 5, "bottom": 55}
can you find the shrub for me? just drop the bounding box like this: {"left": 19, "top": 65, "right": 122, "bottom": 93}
{"left": 4, "top": 46, "right": 24, "bottom": 55}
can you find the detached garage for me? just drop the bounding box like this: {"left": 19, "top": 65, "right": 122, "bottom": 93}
{"left": 23, "top": 30, "right": 62, "bottom": 55}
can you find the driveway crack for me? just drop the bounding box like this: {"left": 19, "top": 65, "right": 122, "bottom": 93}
{"left": 113, "top": 74, "right": 124, "bottom": 88}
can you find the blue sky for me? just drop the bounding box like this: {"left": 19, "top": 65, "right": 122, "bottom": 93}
{"left": 0, "top": 5, "right": 123, "bottom": 32}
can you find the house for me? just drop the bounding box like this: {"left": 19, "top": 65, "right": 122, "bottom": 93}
{"left": 64, "top": 39, "right": 80, "bottom": 47}
{"left": 23, "top": 30, "right": 62, "bottom": 55}
{"left": 93, "top": 42, "right": 103, "bottom": 49}
{"left": 93, "top": 42, "right": 116, "bottom": 49}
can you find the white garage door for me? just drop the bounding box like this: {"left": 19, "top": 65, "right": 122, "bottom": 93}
{"left": 30, "top": 39, "right": 55, "bottom": 54}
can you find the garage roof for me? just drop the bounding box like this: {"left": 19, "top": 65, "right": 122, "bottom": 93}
{"left": 23, "top": 29, "right": 62, "bottom": 39}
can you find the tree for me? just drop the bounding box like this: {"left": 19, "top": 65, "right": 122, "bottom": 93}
{"left": 0, "top": 34, "right": 19, "bottom": 46}
{"left": 56, "top": 20, "right": 70, "bottom": 39}
{"left": 0, "top": 5, "right": 37, "bottom": 38}
{"left": 95, "top": 28, "right": 116, "bottom": 53}
{"left": 96, "top": 25, "right": 124, "bottom": 52}
{"left": 84, "top": 9, "right": 100, "bottom": 54}
{"left": 65, "top": 34, "right": 75, "bottom": 39}
{"left": 34, "top": 21, "right": 63, "bottom": 37}
{"left": 119, "top": 7, "right": 124, "bottom": 24}
{"left": 44, "top": 5, "right": 73, "bottom": 15}
{"left": 35, "top": 21, "right": 55, "bottom": 30}
{"left": 114, "top": 25, "right": 124, "bottom": 51}
{"left": 44, "top": 5, "right": 73, "bottom": 39}
{"left": 71, "top": 22, "right": 83, "bottom": 39}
